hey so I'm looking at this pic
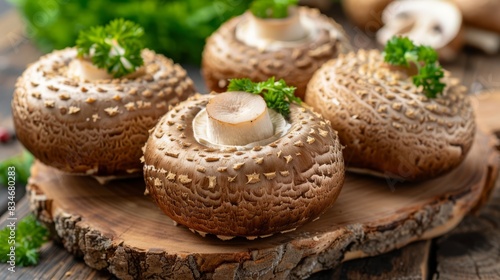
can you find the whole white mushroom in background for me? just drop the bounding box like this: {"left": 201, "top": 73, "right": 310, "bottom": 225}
{"left": 373, "top": 0, "right": 500, "bottom": 57}
{"left": 376, "top": 0, "right": 464, "bottom": 61}
{"left": 450, "top": 0, "right": 500, "bottom": 54}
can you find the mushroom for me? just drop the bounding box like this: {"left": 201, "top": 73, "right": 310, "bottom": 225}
{"left": 450, "top": 0, "right": 500, "bottom": 54}
{"left": 304, "top": 49, "right": 476, "bottom": 181}
{"left": 452, "top": 0, "right": 500, "bottom": 33}
{"left": 342, "top": 0, "right": 394, "bottom": 32}
{"left": 12, "top": 48, "right": 195, "bottom": 176}
{"left": 202, "top": 6, "right": 351, "bottom": 100}
{"left": 142, "top": 92, "right": 345, "bottom": 238}
{"left": 376, "top": 0, "right": 464, "bottom": 61}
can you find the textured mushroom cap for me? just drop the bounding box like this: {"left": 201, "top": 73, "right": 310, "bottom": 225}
{"left": 12, "top": 48, "right": 195, "bottom": 176}
{"left": 305, "top": 49, "right": 476, "bottom": 181}
{"left": 201, "top": 7, "right": 351, "bottom": 100}
{"left": 451, "top": 0, "right": 500, "bottom": 33}
{"left": 143, "top": 94, "right": 345, "bottom": 237}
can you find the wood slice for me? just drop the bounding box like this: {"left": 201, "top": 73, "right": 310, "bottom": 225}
{"left": 434, "top": 177, "right": 500, "bottom": 279}
{"left": 27, "top": 130, "right": 498, "bottom": 280}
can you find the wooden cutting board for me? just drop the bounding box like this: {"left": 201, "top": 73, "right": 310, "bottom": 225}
{"left": 27, "top": 124, "right": 498, "bottom": 279}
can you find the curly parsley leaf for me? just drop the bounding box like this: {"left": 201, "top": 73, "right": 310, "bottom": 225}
{"left": 413, "top": 64, "right": 445, "bottom": 99}
{"left": 76, "top": 19, "right": 144, "bottom": 78}
{"left": 228, "top": 77, "right": 301, "bottom": 117}
{"left": 416, "top": 45, "right": 439, "bottom": 64}
{"left": 250, "top": 0, "right": 298, "bottom": 19}
{"left": 383, "top": 36, "right": 416, "bottom": 67}
{"left": 383, "top": 36, "right": 446, "bottom": 98}
{"left": 0, "top": 215, "right": 49, "bottom": 267}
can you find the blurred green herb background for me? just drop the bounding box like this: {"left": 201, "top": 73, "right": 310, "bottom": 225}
{"left": 0, "top": 151, "right": 33, "bottom": 187}
{"left": 8, "top": 0, "right": 252, "bottom": 64}
{"left": 0, "top": 214, "right": 49, "bottom": 266}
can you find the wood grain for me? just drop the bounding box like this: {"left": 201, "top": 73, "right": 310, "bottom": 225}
{"left": 0, "top": 197, "right": 115, "bottom": 280}
{"left": 472, "top": 91, "right": 500, "bottom": 134}
{"left": 430, "top": 92, "right": 500, "bottom": 280}
{"left": 26, "top": 128, "right": 497, "bottom": 279}
{"left": 434, "top": 174, "right": 500, "bottom": 279}
{"left": 335, "top": 240, "right": 431, "bottom": 279}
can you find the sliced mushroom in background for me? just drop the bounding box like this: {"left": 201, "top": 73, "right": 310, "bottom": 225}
{"left": 202, "top": 6, "right": 351, "bottom": 100}
{"left": 342, "top": 0, "right": 394, "bottom": 32}
{"left": 305, "top": 49, "right": 476, "bottom": 181}
{"left": 450, "top": 0, "right": 500, "bottom": 54}
{"left": 451, "top": 0, "right": 500, "bottom": 34}
{"left": 143, "top": 93, "right": 345, "bottom": 238}
{"left": 377, "top": 0, "right": 464, "bottom": 61}
{"left": 12, "top": 48, "right": 195, "bottom": 176}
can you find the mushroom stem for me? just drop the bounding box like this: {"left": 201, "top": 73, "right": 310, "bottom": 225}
{"left": 464, "top": 26, "right": 500, "bottom": 55}
{"left": 206, "top": 92, "right": 274, "bottom": 146}
{"left": 68, "top": 58, "right": 113, "bottom": 81}
{"left": 248, "top": 7, "right": 307, "bottom": 42}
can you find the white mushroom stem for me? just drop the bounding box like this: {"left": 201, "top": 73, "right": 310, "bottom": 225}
{"left": 464, "top": 26, "right": 500, "bottom": 55}
{"left": 248, "top": 7, "right": 307, "bottom": 42}
{"left": 206, "top": 92, "right": 274, "bottom": 146}
{"left": 68, "top": 58, "right": 113, "bottom": 81}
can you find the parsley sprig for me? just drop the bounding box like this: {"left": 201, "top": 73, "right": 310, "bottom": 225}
{"left": 76, "top": 19, "right": 144, "bottom": 78}
{"left": 250, "top": 0, "right": 298, "bottom": 19}
{"left": 383, "top": 36, "right": 446, "bottom": 98}
{"left": 228, "top": 77, "right": 301, "bottom": 117}
{"left": 0, "top": 215, "right": 49, "bottom": 267}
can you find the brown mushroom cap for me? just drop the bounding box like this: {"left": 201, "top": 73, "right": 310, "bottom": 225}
{"left": 305, "top": 49, "right": 476, "bottom": 181}
{"left": 451, "top": 0, "right": 500, "bottom": 33}
{"left": 342, "top": 0, "right": 394, "bottom": 31}
{"left": 143, "top": 94, "right": 345, "bottom": 238}
{"left": 201, "top": 7, "right": 351, "bottom": 100}
{"left": 12, "top": 48, "right": 195, "bottom": 176}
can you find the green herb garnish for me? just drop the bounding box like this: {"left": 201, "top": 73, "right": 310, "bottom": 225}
{"left": 0, "top": 215, "right": 49, "bottom": 267}
{"left": 76, "top": 19, "right": 144, "bottom": 78}
{"left": 228, "top": 77, "right": 301, "bottom": 117}
{"left": 250, "top": 0, "right": 298, "bottom": 19}
{"left": 383, "top": 36, "right": 446, "bottom": 98}
{"left": 0, "top": 151, "right": 34, "bottom": 187}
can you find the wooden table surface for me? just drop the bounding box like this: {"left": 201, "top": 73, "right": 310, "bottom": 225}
{"left": 1, "top": 2, "right": 500, "bottom": 279}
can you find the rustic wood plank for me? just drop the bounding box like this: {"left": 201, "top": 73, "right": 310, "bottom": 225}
{"left": 433, "top": 176, "right": 500, "bottom": 280}
{"left": 336, "top": 240, "right": 431, "bottom": 279}
{"left": 0, "top": 10, "right": 26, "bottom": 53}
{"left": 0, "top": 197, "right": 114, "bottom": 280}
{"left": 464, "top": 52, "right": 500, "bottom": 94}
{"left": 472, "top": 91, "right": 500, "bottom": 137}
{"left": 433, "top": 92, "right": 500, "bottom": 280}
